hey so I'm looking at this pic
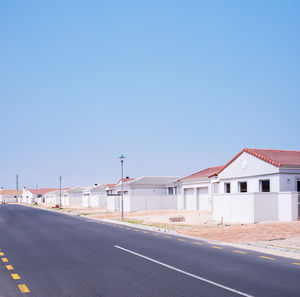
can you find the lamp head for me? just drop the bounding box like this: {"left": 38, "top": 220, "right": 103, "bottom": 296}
{"left": 119, "top": 154, "right": 125, "bottom": 161}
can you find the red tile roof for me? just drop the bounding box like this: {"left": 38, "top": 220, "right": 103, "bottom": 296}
{"left": 216, "top": 148, "right": 300, "bottom": 175}
{"left": 105, "top": 184, "right": 116, "bottom": 189}
{"left": 0, "top": 190, "right": 22, "bottom": 195}
{"left": 26, "top": 188, "right": 62, "bottom": 195}
{"left": 117, "top": 178, "right": 135, "bottom": 184}
{"left": 182, "top": 166, "right": 224, "bottom": 180}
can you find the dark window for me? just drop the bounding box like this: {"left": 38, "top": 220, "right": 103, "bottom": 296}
{"left": 225, "top": 183, "right": 231, "bottom": 193}
{"left": 168, "top": 187, "right": 174, "bottom": 195}
{"left": 239, "top": 182, "right": 247, "bottom": 193}
{"left": 260, "top": 180, "right": 270, "bottom": 192}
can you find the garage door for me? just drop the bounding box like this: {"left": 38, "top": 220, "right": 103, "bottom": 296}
{"left": 196, "top": 187, "right": 210, "bottom": 211}
{"left": 184, "top": 188, "right": 195, "bottom": 210}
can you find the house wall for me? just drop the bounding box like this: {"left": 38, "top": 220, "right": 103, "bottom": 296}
{"left": 279, "top": 171, "right": 300, "bottom": 191}
{"left": 177, "top": 181, "right": 212, "bottom": 211}
{"left": 82, "top": 193, "right": 107, "bottom": 208}
{"left": 124, "top": 195, "right": 177, "bottom": 212}
{"left": 213, "top": 192, "right": 296, "bottom": 223}
{"left": 107, "top": 196, "right": 120, "bottom": 212}
{"left": 130, "top": 187, "right": 167, "bottom": 196}
{"left": 278, "top": 192, "right": 298, "bottom": 221}
{"left": 90, "top": 194, "right": 107, "bottom": 207}
{"left": 22, "top": 190, "right": 35, "bottom": 204}
{"left": 66, "top": 193, "right": 83, "bottom": 208}
{"left": 0, "top": 195, "right": 18, "bottom": 203}
{"left": 219, "top": 174, "right": 280, "bottom": 194}
{"left": 218, "top": 152, "right": 279, "bottom": 179}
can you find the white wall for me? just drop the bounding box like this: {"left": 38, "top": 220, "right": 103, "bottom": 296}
{"left": 82, "top": 194, "right": 107, "bottom": 207}
{"left": 22, "top": 190, "right": 35, "bottom": 204}
{"left": 278, "top": 192, "right": 298, "bottom": 221}
{"left": 218, "top": 152, "right": 279, "bottom": 179}
{"left": 213, "top": 192, "right": 296, "bottom": 223}
{"left": 124, "top": 195, "right": 177, "bottom": 212}
{"left": 0, "top": 195, "right": 18, "bottom": 203}
{"left": 279, "top": 173, "right": 300, "bottom": 192}
{"left": 219, "top": 174, "right": 280, "bottom": 194}
{"left": 107, "top": 196, "right": 120, "bottom": 212}
{"left": 213, "top": 193, "right": 254, "bottom": 223}
{"left": 177, "top": 181, "right": 212, "bottom": 211}
{"left": 253, "top": 193, "right": 278, "bottom": 222}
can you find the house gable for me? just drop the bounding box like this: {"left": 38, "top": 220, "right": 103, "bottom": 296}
{"left": 218, "top": 151, "right": 279, "bottom": 180}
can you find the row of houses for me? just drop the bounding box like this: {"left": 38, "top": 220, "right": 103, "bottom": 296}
{"left": 1, "top": 148, "right": 300, "bottom": 223}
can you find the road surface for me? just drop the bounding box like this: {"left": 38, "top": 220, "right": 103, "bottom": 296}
{"left": 0, "top": 204, "right": 299, "bottom": 297}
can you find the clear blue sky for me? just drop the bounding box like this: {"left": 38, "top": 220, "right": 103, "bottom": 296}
{"left": 1, "top": 1, "right": 300, "bottom": 189}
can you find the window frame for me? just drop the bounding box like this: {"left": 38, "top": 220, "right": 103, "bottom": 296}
{"left": 224, "top": 182, "right": 231, "bottom": 193}
{"left": 260, "top": 179, "right": 270, "bottom": 192}
{"left": 239, "top": 181, "right": 248, "bottom": 193}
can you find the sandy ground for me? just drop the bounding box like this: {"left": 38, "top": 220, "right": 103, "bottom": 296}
{"left": 28, "top": 204, "right": 300, "bottom": 255}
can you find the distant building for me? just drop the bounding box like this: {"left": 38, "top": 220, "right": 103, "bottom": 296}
{"left": 0, "top": 190, "right": 22, "bottom": 203}
{"left": 107, "top": 176, "right": 180, "bottom": 212}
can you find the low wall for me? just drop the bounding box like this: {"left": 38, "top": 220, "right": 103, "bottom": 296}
{"left": 124, "top": 195, "right": 177, "bottom": 212}
{"left": 213, "top": 193, "right": 254, "bottom": 223}
{"left": 213, "top": 192, "right": 296, "bottom": 223}
{"left": 278, "top": 192, "right": 298, "bottom": 221}
{"left": 0, "top": 197, "right": 18, "bottom": 203}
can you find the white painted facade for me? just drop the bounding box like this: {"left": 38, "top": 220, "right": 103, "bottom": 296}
{"left": 62, "top": 187, "right": 85, "bottom": 208}
{"left": 178, "top": 179, "right": 216, "bottom": 212}
{"left": 214, "top": 151, "right": 299, "bottom": 223}
{"left": 107, "top": 177, "right": 179, "bottom": 212}
{"left": 0, "top": 191, "right": 21, "bottom": 203}
{"left": 22, "top": 189, "right": 35, "bottom": 204}
{"left": 82, "top": 184, "right": 107, "bottom": 208}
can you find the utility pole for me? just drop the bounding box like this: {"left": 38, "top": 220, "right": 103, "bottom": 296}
{"left": 59, "top": 176, "right": 62, "bottom": 208}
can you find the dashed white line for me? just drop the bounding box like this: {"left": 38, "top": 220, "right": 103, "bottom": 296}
{"left": 114, "top": 245, "right": 255, "bottom": 297}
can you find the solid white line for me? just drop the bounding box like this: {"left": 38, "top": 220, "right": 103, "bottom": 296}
{"left": 114, "top": 245, "right": 255, "bottom": 297}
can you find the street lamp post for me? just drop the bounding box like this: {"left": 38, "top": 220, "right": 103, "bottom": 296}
{"left": 0, "top": 187, "right": 3, "bottom": 204}
{"left": 119, "top": 154, "right": 125, "bottom": 220}
{"left": 59, "top": 176, "right": 62, "bottom": 208}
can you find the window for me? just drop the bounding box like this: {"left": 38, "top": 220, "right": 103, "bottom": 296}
{"left": 260, "top": 180, "right": 270, "bottom": 192}
{"left": 225, "top": 183, "right": 231, "bottom": 193}
{"left": 168, "top": 187, "right": 174, "bottom": 195}
{"left": 239, "top": 182, "right": 247, "bottom": 193}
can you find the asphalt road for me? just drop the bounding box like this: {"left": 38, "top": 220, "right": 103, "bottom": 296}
{"left": 0, "top": 205, "right": 299, "bottom": 297}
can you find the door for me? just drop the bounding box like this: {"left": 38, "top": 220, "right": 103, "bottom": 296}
{"left": 197, "top": 187, "right": 210, "bottom": 211}
{"left": 184, "top": 188, "right": 195, "bottom": 210}
{"left": 297, "top": 181, "right": 300, "bottom": 219}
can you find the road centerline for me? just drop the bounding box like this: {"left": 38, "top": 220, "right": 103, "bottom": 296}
{"left": 114, "top": 245, "right": 255, "bottom": 297}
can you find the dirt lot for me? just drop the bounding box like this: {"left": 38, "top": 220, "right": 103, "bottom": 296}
{"left": 34, "top": 205, "right": 300, "bottom": 252}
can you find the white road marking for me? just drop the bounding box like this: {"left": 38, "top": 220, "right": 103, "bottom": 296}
{"left": 114, "top": 245, "right": 254, "bottom": 297}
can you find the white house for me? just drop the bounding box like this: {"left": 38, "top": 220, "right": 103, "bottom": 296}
{"left": 0, "top": 189, "right": 22, "bottom": 203}
{"left": 107, "top": 176, "right": 180, "bottom": 212}
{"left": 82, "top": 184, "right": 108, "bottom": 208}
{"left": 213, "top": 148, "right": 300, "bottom": 223}
{"left": 44, "top": 188, "right": 70, "bottom": 206}
{"left": 21, "top": 188, "right": 58, "bottom": 204}
{"left": 178, "top": 166, "right": 224, "bottom": 212}
{"left": 61, "top": 187, "right": 86, "bottom": 208}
